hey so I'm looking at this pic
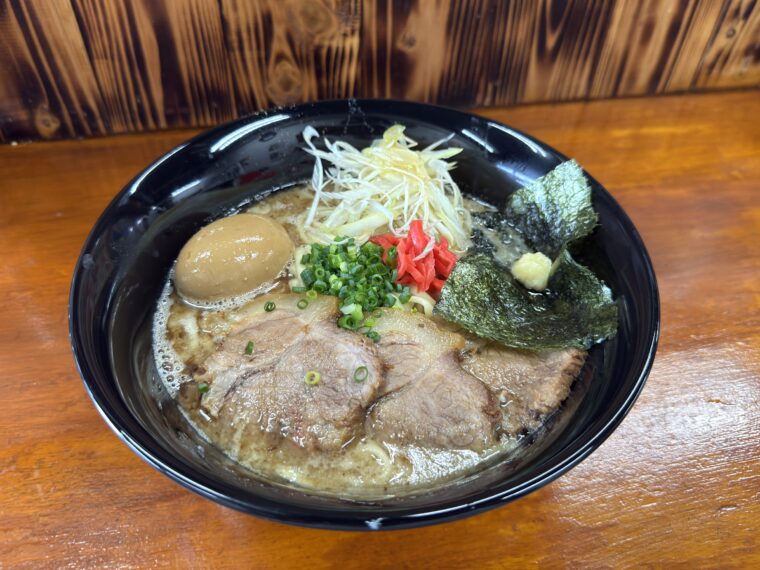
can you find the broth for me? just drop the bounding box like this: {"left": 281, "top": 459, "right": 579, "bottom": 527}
{"left": 152, "top": 186, "right": 582, "bottom": 498}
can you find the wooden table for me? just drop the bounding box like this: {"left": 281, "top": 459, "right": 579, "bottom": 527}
{"left": 1, "top": 91, "right": 758, "bottom": 568}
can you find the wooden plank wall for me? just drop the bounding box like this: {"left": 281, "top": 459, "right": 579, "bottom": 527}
{"left": 0, "top": 0, "right": 757, "bottom": 142}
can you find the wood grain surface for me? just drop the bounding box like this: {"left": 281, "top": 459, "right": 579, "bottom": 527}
{"left": 1, "top": 0, "right": 759, "bottom": 141}
{"left": 0, "top": 91, "right": 758, "bottom": 568}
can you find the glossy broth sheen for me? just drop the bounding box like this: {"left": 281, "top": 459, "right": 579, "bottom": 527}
{"left": 153, "top": 186, "right": 531, "bottom": 498}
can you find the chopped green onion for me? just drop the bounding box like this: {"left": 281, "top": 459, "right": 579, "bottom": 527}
{"left": 301, "top": 268, "right": 316, "bottom": 286}
{"left": 399, "top": 291, "right": 412, "bottom": 304}
{"left": 366, "top": 331, "right": 381, "bottom": 342}
{"left": 244, "top": 341, "right": 254, "bottom": 355}
{"left": 331, "top": 254, "right": 346, "bottom": 268}
{"left": 304, "top": 370, "right": 321, "bottom": 385}
{"left": 386, "top": 246, "right": 398, "bottom": 259}
{"left": 367, "top": 264, "right": 383, "bottom": 277}
{"left": 297, "top": 236, "right": 410, "bottom": 343}
{"left": 197, "top": 382, "right": 209, "bottom": 393}
{"left": 353, "top": 366, "right": 369, "bottom": 383}
{"left": 340, "top": 303, "right": 357, "bottom": 315}
{"left": 338, "top": 315, "right": 358, "bottom": 329}
{"left": 264, "top": 301, "right": 276, "bottom": 312}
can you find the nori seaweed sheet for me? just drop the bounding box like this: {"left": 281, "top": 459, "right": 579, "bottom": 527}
{"left": 505, "top": 159, "right": 597, "bottom": 258}
{"left": 436, "top": 160, "right": 617, "bottom": 349}
{"left": 434, "top": 252, "right": 618, "bottom": 350}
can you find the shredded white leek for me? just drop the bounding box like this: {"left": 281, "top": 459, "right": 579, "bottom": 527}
{"left": 288, "top": 244, "right": 310, "bottom": 289}
{"left": 389, "top": 289, "right": 436, "bottom": 316}
{"left": 408, "top": 291, "right": 436, "bottom": 316}
{"left": 300, "top": 125, "right": 473, "bottom": 253}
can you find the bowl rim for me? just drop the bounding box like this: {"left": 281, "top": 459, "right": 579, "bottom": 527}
{"left": 69, "top": 98, "right": 660, "bottom": 530}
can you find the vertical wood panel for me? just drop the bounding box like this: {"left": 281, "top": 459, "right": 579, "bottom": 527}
{"left": 222, "top": 0, "right": 360, "bottom": 111}
{"left": 219, "top": 0, "right": 270, "bottom": 112}
{"left": 0, "top": 0, "right": 52, "bottom": 139}
{"left": 694, "top": 0, "right": 760, "bottom": 88}
{"left": 310, "top": 0, "right": 361, "bottom": 101}
{"left": 155, "top": 0, "right": 236, "bottom": 127}
{"left": 521, "top": 0, "right": 616, "bottom": 102}
{"left": 16, "top": 0, "right": 107, "bottom": 137}
{"left": 1, "top": 0, "right": 106, "bottom": 139}
{"left": 361, "top": 0, "right": 442, "bottom": 101}
{"left": 654, "top": 0, "right": 729, "bottom": 91}
{"left": 0, "top": 0, "right": 758, "bottom": 142}
{"left": 72, "top": 0, "right": 165, "bottom": 133}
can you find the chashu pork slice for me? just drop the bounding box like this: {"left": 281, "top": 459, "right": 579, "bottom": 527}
{"left": 460, "top": 341, "right": 586, "bottom": 435}
{"left": 197, "top": 294, "right": 383, "bottom": 452}
{"left": 367, "top": 311, "right": 500, "bottom": 452}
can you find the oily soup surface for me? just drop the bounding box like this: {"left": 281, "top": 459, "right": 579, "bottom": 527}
{"left": 153, "top": 186, "right": 569, "bottom": 498}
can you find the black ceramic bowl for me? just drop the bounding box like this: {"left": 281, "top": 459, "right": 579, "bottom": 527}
{"left": 69, "top": 99, "right": 658, "bottom": 530}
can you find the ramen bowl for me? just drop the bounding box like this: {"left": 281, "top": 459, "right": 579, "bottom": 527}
{"left": 69, "top": 99, "right": 659, "bottom": 530}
